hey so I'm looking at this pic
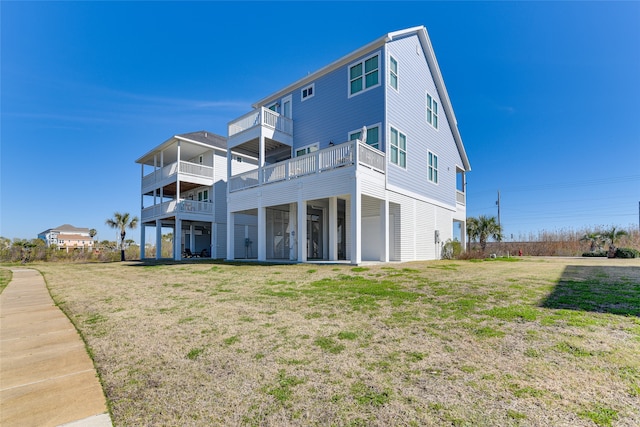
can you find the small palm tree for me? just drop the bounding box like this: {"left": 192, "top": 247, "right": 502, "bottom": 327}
{"left": 476, "top": 215, "right": 503, "bottom": 252}
{"left": 602, "top": 226, "right": 628, "bottom": 253}
{"left": 579, "top": 232, "right": 602, "bottom": 252}
{"left": 106, "top": 212, "right": 139, "bottom": 261}
{"left": 466, "top": 217, "right": 479, "bottom": 251}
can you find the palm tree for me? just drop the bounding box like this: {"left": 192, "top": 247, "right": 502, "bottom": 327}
{"left": 466, "top": 217, "right": 479, "bottom": 251}
{"left": 602, "top": 226, "right": 628, "bottom": 255}
{"left": 106, "top": 212, "right": 139, "bottom": 261}
{"left": 476, "top": 215, "right": 503, "bottom": 252}
{"left": 579, "top": 232, "right": 602, "bottom": 252}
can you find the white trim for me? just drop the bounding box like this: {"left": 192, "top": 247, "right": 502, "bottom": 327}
{"left": 348, "top": 122, "right": 382, "bottom": 150}
{"left": 389, "top": 54, "right": 399, "bottom": 92}
{"left": 386, "top": 183, "right": 456, "bottom": 211}
{"left": 426, "top": 92, "right": 439, "bottom": 130}
{"left": 281, "top": 94, "right": 292, "bottom": 119}
{"left": 347, "top": 51, "right": 381, "bottom": 98}
{"left": 301, "top": 83, "right": 315, "bottom": 101}
{"left": 428, "top": 150, "right": 439, "bottom": 184}
{"left": 388, "top": 124, "right": 407, "bottom": 169}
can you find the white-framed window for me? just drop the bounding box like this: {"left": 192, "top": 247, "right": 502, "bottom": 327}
{"left": 349, "top": 124, "right": 380, "bottom": 150}
{"left": 428, "top": 151, "right": 439, "bottom": 184}
{"left": 301, "top": 83, "right": 315, "bottom": 101}
{"left": 282, "top": 94, "right": 292, "bottom": 119}
{"left": 198, "top": 190, "right": 209, "bottom": 202}
{"left": 348, "top": 52, "right": 380, "bottom": 97}
{"left": 267, "top": 102, "right": 277, "bottom": 112}
{"left": 427, "top": 93, "right": 439, "bottom": 129}
{"left": 389, "top": 127, "right": 406, "bottom": 168}
{"left": 389, "top": 56, "right": 398, "bottom": 90}
{"left": 295, "top": 143, "right": 319, "bottom": 157}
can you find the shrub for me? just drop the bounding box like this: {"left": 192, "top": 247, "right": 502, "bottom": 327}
{"left": 615, "top": 247, "right": 639, "bottom": 258}
{"left": 582, "top": 250, "right": 607, "bottom": 257}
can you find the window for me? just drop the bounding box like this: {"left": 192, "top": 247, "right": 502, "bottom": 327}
{"left": 390, "top": 127, "right": 406, "bottom": 168}
{"left": 427, "top": 93, "right": 438, "bottom": 129}
{"left": 389, "top": 56, "right": 398, "bottom": 90}
{"left": 295, "top": 143, "right": 319, "bottom": 157}
{"left": 349, "top": 53, "right": 380, "bottom": 96}
{"left": 198, "top": 190, "right": 209, "bottom": 201}
{"left": 428, "top": 151, "right": 438, "bottom": 183}
{"left": 349, "top": 125, "right": 380, "bottom": 150}
{"left": 301, "top": 83, "right": 315, "bottom": 101}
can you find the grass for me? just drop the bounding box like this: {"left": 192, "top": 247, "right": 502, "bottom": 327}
{"left": 0, "top": 268, "right": 12, "bottom": 294}
{"left": 35, "top": 257, "right": 640, "bottom": 426}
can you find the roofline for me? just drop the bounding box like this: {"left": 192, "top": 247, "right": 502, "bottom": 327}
{"left": 251, "top": 26, "right": 470, "bottom": 171}
{"left": 135, "top": 134, "right": 227, "bottom": 164}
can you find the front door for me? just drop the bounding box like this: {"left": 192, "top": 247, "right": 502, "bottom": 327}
{"left": 307, "top": 207, "right": 323, "bottom": 259}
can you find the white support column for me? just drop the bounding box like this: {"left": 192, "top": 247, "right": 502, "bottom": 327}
{"left": 381, "top": 197, "right": 389, "bottom": 262}
{"left": 328, "top": 197, "right": 338, "bottom": 261}
{"left": 350, "top": 179, "right": 361, "bottom": 265}
{"left": 175, "top": 219, "right": 182, "bottom": 261}
{"left": 227, "top": 212, "right": 235, "bottom": 260}
{"left": 189, "top": 223, "right": 195, "bottom": 253}
{"left": 176, "top": 142, "right": 181, "bottom": 202}
{"left": 156, "top": 219, "right": 162, "bottom": 260}
{"left": 140, "top": 225, "right": 146, "bottom": 259}
{"left": 258, "top": 135, "right": 265, "bottom": 185}
{"left": 289, "top": 202, "right": 297, "bottom": 261}
{"left": 211, "top": 223, "right": 216, "bottom": 259}
{"left": 297, "top": 199, "right": 307, "bottom": 263}
{"left": 258, "top": 205, "right": 266, "bottom": 261}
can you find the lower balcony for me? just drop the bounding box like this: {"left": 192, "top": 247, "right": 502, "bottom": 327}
{"left": 229, "top": 140, "right": 385, "bottom": 193}
{"left": 141, "top": 200, "right": 214, "bottom": 222}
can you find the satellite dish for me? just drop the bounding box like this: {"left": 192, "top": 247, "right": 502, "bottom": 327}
{"left": 361, "top": 126, "right": 367, "bottom": 144}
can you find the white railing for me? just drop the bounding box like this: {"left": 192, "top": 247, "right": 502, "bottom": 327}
{"left": 456, "top": 191, "right": 465, "bottom": 205}
{"left": 141, "top": 161, "right": 213, "bottom": 188}
{"left": 229, "top": 140, "right": 385, "bottom": 192}
{"left": 228, "top": 107, "right": 293, "bottom": 137}
{"left": 141, "top": 199, "right": 214, "bottom": 221}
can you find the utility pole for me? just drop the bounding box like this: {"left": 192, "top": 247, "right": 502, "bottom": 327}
{"left": 496, "top": 190, "right": 501, "bottom": 229}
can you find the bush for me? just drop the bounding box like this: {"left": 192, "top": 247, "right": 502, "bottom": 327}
{"left": 615, "top": 247, "right": 640, "bottom": 258}
{"left": 582, "top": 250, "right": 607, "bottom": 257}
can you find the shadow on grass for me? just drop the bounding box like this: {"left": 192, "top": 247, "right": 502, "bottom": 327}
{"left": 127, "top": 258, "right": 296, "bottom": 267}
{"left": 540, "top": 265, "right": 640, "bottom": 317}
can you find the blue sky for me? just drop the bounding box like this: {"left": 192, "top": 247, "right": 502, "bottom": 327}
{"left": 2, "top": 1, "right": 639, "bottom": 243}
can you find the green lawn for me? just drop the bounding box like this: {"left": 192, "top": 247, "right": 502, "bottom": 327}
{"left": 36, "top": 257, "right": 640, "bottom": 426}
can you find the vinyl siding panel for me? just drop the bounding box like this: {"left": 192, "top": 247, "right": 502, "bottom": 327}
{"left": 385, "top": 35, "right": 463, "bottom": 209}
{"left": 266, "top": 50, "right": 385, "bottom": 152}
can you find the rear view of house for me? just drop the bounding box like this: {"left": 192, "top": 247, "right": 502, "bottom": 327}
{"left": 225, "top": 26, "right": 470, "bottom": 264}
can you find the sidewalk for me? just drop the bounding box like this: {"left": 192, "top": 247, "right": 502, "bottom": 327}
{"left": 1, "top": 268, "right": 112, "bottom": 427}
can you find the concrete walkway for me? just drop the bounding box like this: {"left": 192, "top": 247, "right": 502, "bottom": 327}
{"left": 1, "top": 268, "right": 112, "bottom": 427}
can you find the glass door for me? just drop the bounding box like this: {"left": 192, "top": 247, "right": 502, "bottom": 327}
{"left": 307, "top": 207, "right": 323, "bottom": 259}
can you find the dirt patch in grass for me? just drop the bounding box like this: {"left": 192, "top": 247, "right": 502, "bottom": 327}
{"left": 36, "top": 257, "right": 640, "bottom": 426}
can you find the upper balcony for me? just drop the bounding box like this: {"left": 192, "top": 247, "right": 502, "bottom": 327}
{"left": 229, "top": 140, "right": 385, "bottom": 193}
{"left": 227, "top": 107, "right": 293, "bottom": 153}
{"left": 141, "top": 161, "right": 214, "bottom": 194}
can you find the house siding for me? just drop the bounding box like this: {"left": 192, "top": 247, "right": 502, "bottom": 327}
{"left": 266, "top": 50, "right": 386, "bottom": 152}
{"left": 385, "top": 34, "right": 463, "bottom": 209}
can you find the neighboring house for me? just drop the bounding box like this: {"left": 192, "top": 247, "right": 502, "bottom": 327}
{"left": 225, "top": 26, "right": 470, "bottom": 264}
{"left": 38, "top": 224, "right": 94, "bottom": 252}
{"left": 136, "top": 131, "right": 257, "bottom": 260}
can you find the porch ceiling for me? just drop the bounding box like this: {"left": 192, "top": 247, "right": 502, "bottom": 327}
{"left": 234, "top": 138, "right": 291, "bottom": 161}
{"left": 152, "top": 181, "right": 202, "bottom": 197}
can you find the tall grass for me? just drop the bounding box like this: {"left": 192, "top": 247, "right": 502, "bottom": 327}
{"left": 477, "top": 225, "right": 640, "bottom": 257}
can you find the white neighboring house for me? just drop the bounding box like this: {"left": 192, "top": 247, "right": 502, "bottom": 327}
{"left": 225, "top": 26, "right": 470, "bottom": 264}
{"left": 136, "top": 131, "right": 257, "bottom": 260}
{"left": 38, "top": 224, "right": 94, "bottom": 252}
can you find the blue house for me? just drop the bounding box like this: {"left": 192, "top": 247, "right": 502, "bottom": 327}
{"left": 225, "top": 26, "right": 470, "bottom": 264}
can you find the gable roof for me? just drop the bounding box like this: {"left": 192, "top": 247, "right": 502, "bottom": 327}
{"left": 39, "top": 224, "right": 90, "bottom": 235}
{"left": 253, "top": 26, "right": 470, "bottom": 171}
